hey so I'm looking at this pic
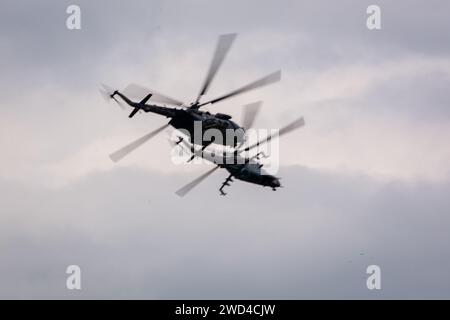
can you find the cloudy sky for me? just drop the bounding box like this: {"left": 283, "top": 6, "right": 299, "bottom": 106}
{"left": 0, "top": 0, "right": 449, "bottom": 299}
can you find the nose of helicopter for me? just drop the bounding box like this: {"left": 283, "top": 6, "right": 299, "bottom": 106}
{"left": 262, "top": 175, "right": 281, "bottom": 188}
{"left": 272, "top": 178, "right": 281, "bottom": 188}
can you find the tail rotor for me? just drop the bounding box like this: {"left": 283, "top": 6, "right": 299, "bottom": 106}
{"left": 99, "top": 84, "right": 126, "bottom": 110}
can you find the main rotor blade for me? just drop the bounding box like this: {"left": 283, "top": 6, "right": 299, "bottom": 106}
{"left": 241, "top": 117, "right": 305, "bottom": 152}
{"left": 198, "top": 70, "right": 281, "bottom": 107}
{"left": 109, "top": 124, "right": 169, "bottom": 163}
{"left": 242, "top": 101, "right": 262, "bottom": 130}
{"left": 175, "top": 166, "right": 220, "bottom": 197}
{"left": 123, "top": 83, "right": 184, "bottom": 106}
{"left": 99, "top": 87, "right": 110, "bottom": 102}
{"left": 100, "top": 83, "right": 114, "bottom": 94}
{"left": 194, "top": 33, "right": 237, "bottom": 104}
{"left": 111, "top": 96, "right": 127, "bottom": 110}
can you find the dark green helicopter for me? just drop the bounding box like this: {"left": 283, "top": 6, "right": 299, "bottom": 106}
{"left": 100, "top": 33, "right": 280, "bottom": 163}
{"left": 174, "top": 116, "right": 305, "bottom": 196}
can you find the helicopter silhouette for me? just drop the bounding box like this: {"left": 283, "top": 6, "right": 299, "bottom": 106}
{"left": 173, "top": 116, "right": 305, "bottom": 196}
{"left": 100, "top": 33, "right": 281, "bottom": 163}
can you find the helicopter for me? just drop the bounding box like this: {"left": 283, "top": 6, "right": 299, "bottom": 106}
{"left": 173, "top": 116, "right": 305, "bottom": 196}
{"left": 100, "top": 33, "right": 281, "bottom": 163}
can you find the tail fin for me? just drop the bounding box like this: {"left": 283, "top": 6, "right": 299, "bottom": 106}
{"left": 129, "top": 107, "right": 140, "bottom": 118}
{"left": 139, "top": 93, "right": 153, "bottom": 104}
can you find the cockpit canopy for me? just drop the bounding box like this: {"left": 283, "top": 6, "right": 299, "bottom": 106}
{"left": 214, "top": 113, "right": 232, "bottom": 120}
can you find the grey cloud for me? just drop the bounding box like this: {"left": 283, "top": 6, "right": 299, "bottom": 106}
{"left": 1, "top": 0, "right": 450, "bottom": 299}
{"left": 2, "top": 0, "right": 450, "bottom": 81}
{"left": 362, "top": 68, "right": 450, "bottom": 121}
{"left": 0, "top": 166, "right": 449, "bottom": 299}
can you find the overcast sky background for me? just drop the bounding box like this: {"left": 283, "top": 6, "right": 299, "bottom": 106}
{"left": 0, "top": 0, "right": 449, "bottom": 299}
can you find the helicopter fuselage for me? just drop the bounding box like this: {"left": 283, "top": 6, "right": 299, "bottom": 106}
{"left": 115, "top": 91, "right": 244, "bottom": 147}
{"left": 189, "top": 144, "right": 281, "bottom": 190}
{"left": 169, "top": 108, "right": 244, "bottom": 148}
{"left": 222, "top": 162, "right": 281, "bottom": 189}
